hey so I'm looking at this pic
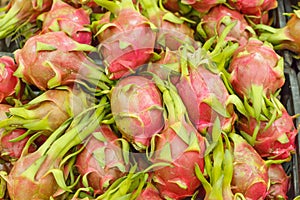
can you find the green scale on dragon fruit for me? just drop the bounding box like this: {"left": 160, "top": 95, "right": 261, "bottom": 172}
{"left": 0, "top": 0, "right": 53, "bottom": 39}
{"left": 194, "top": 119, "right": 235, "bottom": 199}
{"left": 0, "top": 104, "right": 36, "bottom": 161}
{"left": 257, "top": 9, "right": 300, "bottom": 58}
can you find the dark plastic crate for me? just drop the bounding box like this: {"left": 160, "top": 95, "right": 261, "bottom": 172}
{"left": 281, "top": 65, "right": 300, "bottom": 199}
{"left": 275, "top": 0, "right": 300, "bottom": 198}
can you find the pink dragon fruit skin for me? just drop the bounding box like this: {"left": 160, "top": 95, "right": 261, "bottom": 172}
{"left": 76, "top": 125, "right": 129, "bottom": 195}
{"left": 0, "top": 129, "right": 36, "bottom": 160}
{"left": 238, "top": 108, "right": 297, "bottom": 160}
{"left": 199, "top": 5, "right": 251, "bottom": 45}
{"left": 266, "top": 164, "right": 290, "bottom": 200}
{"left": 228, "top": 38, "right": 284, "bottom": 99}
{"left": 181, "top": 0, "right": 226, "bottom": 14}
{"left": 111, "top": 75, "right": 164, "bottom": 151}
{"left": 136, "top": 182, "right": 163, "bottom": 200}
{"left": 95, "top": 8, "right": 156, "bottom": 80}
{"left": 151, "top": 120, "right": 206, "bottom": 200}
{"left": 230, "top": 133, "right": 269, "bottom": 199}
{"left": 41, "top": 0, "right": 92, "bottom": 44}
{"left": 14, "top": 31, "right": 110, "bottom": 90}
{"left": 228, "top": 0, "right": 277, "bottom": 17}
{"left": 176, "top": 65, "right": 237, "bottom": 134}
{"left": 0, "top": 56, "right": 19, "bottom": 103}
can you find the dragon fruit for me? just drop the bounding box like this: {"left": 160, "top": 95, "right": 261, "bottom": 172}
{"left": 0, "top": 0, "right": 52, "bottom": 39}
{"left": 111, "top": 75, "right": 164, "bottom": 151}
{"left": 237, "top": 107, "right": 297, "bottom": 160}
{"left": 39, "top": 0, "right": 92, "bottom": 44}
{"left": 149, "top": 76, "right": 206, "bottom": 199}
{"left": 229, "top": 133, "right": 269, "bottom": 199}
{"left": 258, "top": 10, "right": 300, "bottom": 57}
{"left": 14, "top": 31, "right": 112, "bottom": 91}
{"left": 180, "top": 0, "right": 226, "bottom": 15}
{"left": 228, "top": 0, "right": 277, "bottom": 23}
{"left": 139, "top": 0, "right": 195, "bottom": 51}
{"left": 136, "top": 182, "right": 163, "bottom": 200}
{"left": 197, "top": 5, "right": 252, "bottom": 46}
{"left": 7, "top": 100, "right": 108, "bottom": 200}
{"left": 0, "top": 86, "right": 93, "bottom": 133}
{"left": 176, "top": 48, "right": 237, "bottom": 134}
{"left": 0, "top": 56, "right": 20, "bottom": 103}
{"left": 92, "top": 0, "right": 156, "bottom": 80}
{"left": 228, "top": 38, "right": 284, "bottom": 121}
{"left": 266, "top": 164, "right": 290, "bottom": 200}
{"left": 0, "top": 129, "right": 37, "bottom": 160}
{"left": 75, "top": 124, "right": 130, "bottom": 195}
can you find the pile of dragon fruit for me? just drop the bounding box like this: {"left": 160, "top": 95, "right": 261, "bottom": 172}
{"left": 0, "top": 0, "right": 299, "bottom": 199}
